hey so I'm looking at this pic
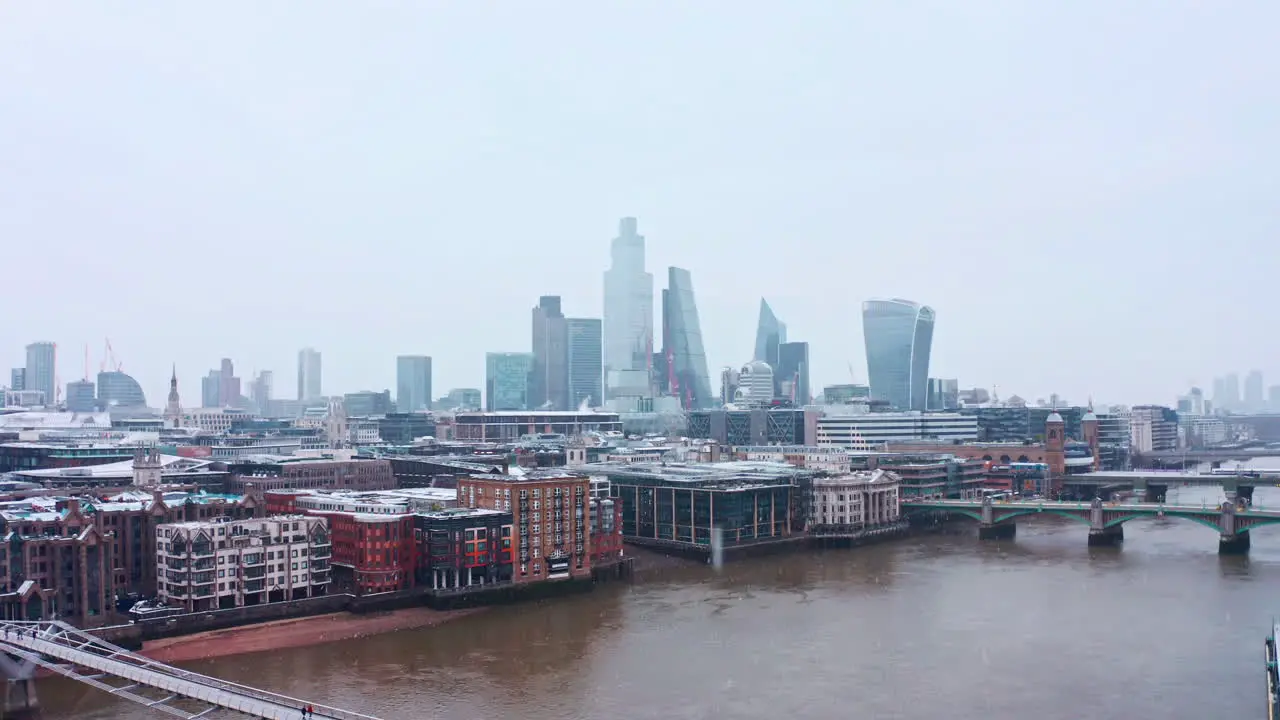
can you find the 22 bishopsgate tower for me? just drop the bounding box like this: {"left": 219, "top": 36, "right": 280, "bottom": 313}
{"left": 602, "top": 217, "right": 654, "bottom": 400}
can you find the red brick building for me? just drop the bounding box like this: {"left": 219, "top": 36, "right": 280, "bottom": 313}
{"left": 455, "top": 470, "right": 592, "bottom": 584}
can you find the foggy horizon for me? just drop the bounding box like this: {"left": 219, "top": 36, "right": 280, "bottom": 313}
{"left": 3, "top": 3, "right": 1277, "bottom": 409}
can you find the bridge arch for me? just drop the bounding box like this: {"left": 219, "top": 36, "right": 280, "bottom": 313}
{"left": 988, "top": 508, "right": 1091, "bottom": 525}
{"left": 1104, "top": 511, "right": 1223, "bottom": 533}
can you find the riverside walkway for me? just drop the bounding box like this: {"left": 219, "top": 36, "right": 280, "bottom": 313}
{"left": 0, "top": 620, "right": 383, "bottom": 719}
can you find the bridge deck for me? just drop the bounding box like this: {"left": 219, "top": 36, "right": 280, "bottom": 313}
{"left": 0, "top": 620, "right": 382, "bottom": 719}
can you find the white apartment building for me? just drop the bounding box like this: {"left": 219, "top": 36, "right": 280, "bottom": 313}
{"left": 808, "top": 469, "right": 901, "bottom": 530}
{"left": 156, "top": 515, "right": 331, "bottom": 611}
{"left": 178, "top": 408, "right": 252, "bottom": 433}
{"left": 817, "top": 411, "right": 977, "bottom": 447}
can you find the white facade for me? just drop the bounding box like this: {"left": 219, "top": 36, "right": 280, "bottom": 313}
{"left": 735, "top": 445, "right": 856, "bottom": 473}
{"left": 156, "top": 515, "right": 331, "bottom": 611}
{"left": 736, "top": 361, "right": 775, "bottom": 406}
{"left": 808, "top": 469, "right": 901, "bottom": 529}
{"left": 817, "top": 411, "right": 977, "bottom": 446}
{"left": 602, "top": 217, "right": 654, "bottom": 396}
{"left": 1128, "top": 407, "right": 1178, "bottom": 453}
{"left": 178, "top": 408, "right": 251, "bottom": 433}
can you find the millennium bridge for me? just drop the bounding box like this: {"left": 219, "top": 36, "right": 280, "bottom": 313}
{"left": 0, "top": 620, "right": 382, "bottom": 719}
{"left": 903, "top": 496, "right": 1280, "bottom": 554}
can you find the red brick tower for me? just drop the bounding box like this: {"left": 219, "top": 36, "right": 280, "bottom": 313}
{"left": 1044, "top": 412, "right": 1066, "bottom": 493}
{"left": 1081, "top": 411, "right": 1100, "bottom": 470}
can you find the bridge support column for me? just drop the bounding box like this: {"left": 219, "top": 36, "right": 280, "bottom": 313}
{"left": 978, "top": 523, "right": 1015, "bottom": 540}
{"left": 1220, "top": 532, "right": 1251, "bottom": 555}
{"left": 2, "top": 678, "right": 39, "bottom": 719}
{"left": 1088, "top": 525, "right": 1124, "bottom": 547}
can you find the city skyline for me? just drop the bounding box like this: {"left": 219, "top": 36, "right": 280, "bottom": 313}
{"left": 3, "top": 5, "right": 1278, "bottom": 406}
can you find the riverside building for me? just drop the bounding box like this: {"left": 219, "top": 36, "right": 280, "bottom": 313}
{"left": 156, "top": 514, "right": 331, "bottom": 612}
{"left": 807, "top": 469, "right": 901, "bottom": 531}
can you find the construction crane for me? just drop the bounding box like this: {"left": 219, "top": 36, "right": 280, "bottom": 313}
{"left": 101, "top": 338, "right": 123, "bottom": 373}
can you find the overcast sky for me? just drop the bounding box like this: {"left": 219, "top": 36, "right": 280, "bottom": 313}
{"left": 2, "top": 3, "right": 1277, "bottom": 408}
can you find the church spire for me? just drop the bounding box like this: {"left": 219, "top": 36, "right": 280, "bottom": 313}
{"left": 165, "top": 364, "right": 182, "bottom": 425}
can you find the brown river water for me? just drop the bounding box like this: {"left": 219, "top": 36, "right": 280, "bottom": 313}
{"left": 39, "top": 483, "right": 1280, "bottom": 720}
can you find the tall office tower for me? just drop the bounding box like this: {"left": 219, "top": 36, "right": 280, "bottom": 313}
{"left": 24, "top": 342, "right": 56, "bottom": 405}
{"left": 65, "top": 380, "right": 96, "bottom": 412}
{"left": 602, "top": 217, "right": 654, "bottom": 398}
{"left": 485, "top": 352, "right": 534, "bottom": 411}
{"left": 566, "top": 318, "right": 603, "bottom": 409}
{"left": 661, "top": 267, "right": 713, "bottom": 410}
{"left": 1244, "top": 370, "right": 1264, "bottom": 413}
{"left": 217, "top": 358, "right": 240, "bottom": 407}
{"left": 396, "top": 355, "right": 433, "bottom": 413}
{"left": 862, "top": 298, "right": 935, "bottom": 411}
{"left": 201, "top": 371, "right": 221, "bottom": 408}
{"left": 531, "top": 296, "right": 569, "bottom": 411}
{"left": 251, "top": 370, "right": 274, "bottom": 412}
{"left": 297, "top": 348, "right": 322, "bottom": 401}
{"left": 754, "top": 299, "right": 787, "bottom": 366}
{"left": 9, "top": 368, "right": 24, "bottom": 391}
{"left": 1220, "top": 373, "right": 1241, "bottom": 412}
{"left": 777, "top": 341, "right": 810, "bottom": 405}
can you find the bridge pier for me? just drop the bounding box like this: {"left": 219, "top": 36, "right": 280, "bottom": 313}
{"left": 978, "top": 523, "right": 1016, "bottom": 540}
{"left": 1088, "top": 524, "right": 1124, "bottom": 547}
{"left": 0, "top": 653, "right": 39, "bottom": 720}
{"left": 1220, "top": 532, "right": 1251, "bottom": 555}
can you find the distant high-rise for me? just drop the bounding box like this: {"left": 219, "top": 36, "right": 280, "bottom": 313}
{"left": 9, "top": 368, "right": 24, "bottom": 391}
{"left": 567, "top": 318, "right": 603, "bottom": 409}
{"left": 485, "top": 352, "right": 534, "bottom": 411}
{"left": 602, "top": 217, "right": 654, "bottom": 399}
{"left": 1245, "top": 370, "right": 1264, "bottom": 413}
{"left": 251, "top": 370, "right": 274, "bottom": 412}
{"left": 1220, "top": 373, "right": 1241, "bottom": 412}
{"left": 661, "top": 267, "right": 713, "bottom": 409}
{"left": 65, "top": 380, "right": 96, "bottom": 412}
{"left": 754, "top": 299, "right": 787, "bottom": 366}
{"left": 396, "top": 356, "right": 433, "bottom": 413}
{"left": 531, "top": 296, "right": 569, "bottom": 411}
{"left": 217, "top": 358, "right": 240, "bottom": 407}
{"left": 777, "top": 341, "right": 810, "bottom": 405}
{"left": 201, "top": 371, "right": 221, "bottom": 408}
{"left": 297, "top": 348, "right": 322, "bottom": 401}
{"left": 24, "top": 342, "right": 56, "bottom": 406}
{"left": 862, "top": 299, "right": 934, "bottom": 411}
{"left": 96, "top": 371, "right": 147, "bottom": 408}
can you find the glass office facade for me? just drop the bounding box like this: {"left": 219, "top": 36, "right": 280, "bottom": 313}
{"left": 862, "top": 299, "right": 934, "bottom": 411}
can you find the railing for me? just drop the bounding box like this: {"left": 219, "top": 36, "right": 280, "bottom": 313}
{"left": 0, "top": 620, "right": 384, "bottom": 720}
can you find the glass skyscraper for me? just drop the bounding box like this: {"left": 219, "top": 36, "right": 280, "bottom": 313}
{"left": 753, "top": 298, "right": 787, "bottom": 366}
{"left": 602, "top": 217, "right": 654, "bottom": 397}
{"left": 567, "top": 318, "right": 603, "bottom": 409}
{"left": 662, "top": 267, "right": 713, "bottom": 409}
{"left": 396, "top": 355, "right": 433, "bottom": 413}
{"left": 24, "top": 342, "right": 55, "bottom": 406}
{"left": 297, "top": 348, "right": 322, "bottom": 401}
{"left": 531, "top": 296, "right": 569, "bottom": 411}
{"left": 486, "top": 352, "right": 534, "bottom": 411}
{"left": 777, "top": 341, "right": 810, "bottom": 405}
{"left": 862, "top": 299, "right": 935, "bottom": 411}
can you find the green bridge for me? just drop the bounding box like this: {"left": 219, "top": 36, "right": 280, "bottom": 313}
{"left": 902, "top": 497, "right": 1280, "bottom": 553}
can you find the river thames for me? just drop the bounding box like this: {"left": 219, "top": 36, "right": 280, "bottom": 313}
{"left": 40, "top": 484, "right": 1280, "bottom": 720}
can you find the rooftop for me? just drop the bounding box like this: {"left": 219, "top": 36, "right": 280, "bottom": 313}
{"left": 585, "top": 460, "right": 810, "bottom": 490}
{"left": 418, "top": 507, "right": 508, "bottom": 520}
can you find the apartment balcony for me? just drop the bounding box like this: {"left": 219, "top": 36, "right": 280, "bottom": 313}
{"left": 310, "top": 560, "right": 330, "bottom": 572}
{"left": 243, "top": 567, "right": 266, "bottom": 579}
{"left": 311, "top": 571, "right": 331, "bottom": 585}
{"left": 193, "top": 586, "right": 215, "bottom": 598}
{"left": 244, "top": 579, "right": 266, "bottom": 592}
{"left": 192, "top": 544, "right": 214, "bottom": 557}
{"left": 312, "top": 546, "right": 332, "bottom": 560}
{"left": 192, "top": 572, "right": 216, "bottom": 585}
{"left": 193, "top": 559, "right": 216, "bottom": 571}
{"left": 242, "top": 555, "right": 265, "bottom": 566}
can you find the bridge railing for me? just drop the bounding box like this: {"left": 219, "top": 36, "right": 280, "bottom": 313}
{"left": 0, "top": 620, "right": 382, "bottom": 720}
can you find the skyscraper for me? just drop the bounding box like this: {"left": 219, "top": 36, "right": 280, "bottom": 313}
{"left": 531, "top": 296, "right": 569, "bottom": 411}
{"left": 485, "top": 352, "right": 534, "bottom": 411}
{"left": 201, "top": 371, "right": 221, "bottom": 408}
{"left": 9, "top": 368, "right": 24, "bottom": 391}
{"left": 1244, "top": 370, "right": 1264, "bottom": 413}
{"left": 862, "top": 298, "right": 935, "bottom": 411}
{"left": 602, "top": 217, "right": 654, "bottom": 398}
{"left": 297, "top": 348, "right": 322, "bottom": 401}
{"left": 661, "top": 267, "right": 713, "bottom": 409}
{"left": 1221, "top": 373, "right": 1241, "bottom": 412}
{"left": 567, "top": 318, "right": 603, "bottom": 409}
{"left": 24, "top": 342, "right": 56, "bottom": 405}
{"left": 753, "top": 299, "right": 787, "bottom": 366}
{"left": 217, "top": 358, "right": 240, "bottom": 407}
{"left": 65, "top": 380, "right": 96, "bottom": 412}
{"left": 251, "top": 370, "right": 274, "bottom": 413}
{"left": 777, "top": 341, "right": 810, "bottom": 405}
{"left": 396, "top": 355, "right": 433, "bottom": 413}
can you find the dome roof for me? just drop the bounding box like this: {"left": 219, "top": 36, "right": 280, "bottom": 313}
{"left": 1082, "top": 411, "right": 1098, "bottom": 421}
{"left": 741, "top": 360, "right": 773, "bottom": 374}
{"left": 1046, "top": 412, "right": 1064, "bottom": 423}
